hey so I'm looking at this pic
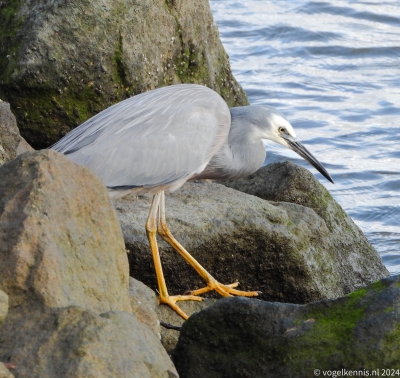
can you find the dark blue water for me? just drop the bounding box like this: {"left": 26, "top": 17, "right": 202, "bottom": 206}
{"left": 210, "top": 0, "right": 400, "bottom": 275}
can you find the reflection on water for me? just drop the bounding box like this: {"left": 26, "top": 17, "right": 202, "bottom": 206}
{"left": 210, "top": 0, "right": 400, "bottom": 274}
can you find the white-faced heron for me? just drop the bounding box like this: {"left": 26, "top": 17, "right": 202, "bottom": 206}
{"left": 51, "top": 84, "right": 333, "bottom": 319}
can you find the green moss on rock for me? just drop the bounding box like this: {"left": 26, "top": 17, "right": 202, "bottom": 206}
{"left": 173, "top": 276, "right": 400, "bottom": 377}
{"left": 0, "top": 0, "right": 24, "bottom": 82}
{"left": 0, "top": 0, "right": 248, "bottom": 148}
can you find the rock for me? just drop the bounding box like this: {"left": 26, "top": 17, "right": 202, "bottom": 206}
{"left": 0, "top": 150, "right": 177, "bottom": 377}
{"left": 219, "top": 161, "right": 390, "bottom": 286}
{"left": 16, "top": 137, "right": 34, "bottom": 156}
{"left": 156, "top": 298, "right": 217, "bottom": 355}
{"left": 0, "top": 292, "right": 8, "bottom": 329}
{"left": 128, "top": 276, "right": 216, "bottom": 354}
{"left": 0, "top": 363, "right": 14, "bottom": 378}
{"left": 219, "top": 161, "right": 362, "bottom": 231}
{"left": 0, "top": 101, "right": 20, "bottom": 167}
{"left": 0, "top": 306, "right": 177, "bottom": 378}
{"left": 0, "top": 0, "right": 248, "bottom": 149}
{"left": 116, "top": 179, "right": 388, "bottom": 305}
{"left": 129, "top": 277, "right": 161, "bottom": 338}
{"left": 129, "top": 276, "right": 216, "bottom": 354}
{"left": 172, "top": 275, "right": 400, "bottom": 377}
{"left": 0, "top": 150, "right": 131, "bottom": 314}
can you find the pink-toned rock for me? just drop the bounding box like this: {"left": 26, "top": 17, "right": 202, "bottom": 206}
{"left": 0, "top": 150, "right": 131, "bottom": 313}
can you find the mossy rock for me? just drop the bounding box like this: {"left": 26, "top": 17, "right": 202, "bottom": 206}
{"left": 0, "top": 0, "right": 248, "bottom": 148}
{"left": 173, "top": 275, "right": 400, "bottom": 377}
{"left": 219, "top": 161, "right": 389, "bottom": 298}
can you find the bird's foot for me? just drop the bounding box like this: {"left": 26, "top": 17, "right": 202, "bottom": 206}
{"left": 158, "top": 294, "right": 203, "bottom": 320}
{"left": 185, "top": 279, "right": 261, "bottom": 298}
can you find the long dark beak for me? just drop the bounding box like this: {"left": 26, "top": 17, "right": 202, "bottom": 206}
{"left": 282, "top": 134, "right": 334, "bottom": 184}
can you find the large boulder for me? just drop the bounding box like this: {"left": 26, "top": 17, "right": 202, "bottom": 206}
{"left": 219, "top": 160, "right": 369, "bottom": 235}
{"left": 0, "top": 150, "right": 131, "bottom": 313}
{"left": 219, "top": 161, "right": 389, "bottom": 286}
{"left": 0, "top": 150, "right": 177, "bottom": 377}
{"left": 0, "top": 307, "right": 177, "bottom": 378}
{"left": 0, "top": 100, "right": 20, "bottom": 166}
{"left": 0, "top": 0, "right": 248, "bottom": 148}
{"left": 116, "top": 177, "right": 388, "bottom": 306}
{"left": 173, "top": 275, "right": 400, "bottom": 377}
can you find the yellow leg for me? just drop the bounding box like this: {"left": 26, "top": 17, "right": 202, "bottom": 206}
{"left": 146, "top": 192, "right": 201, "bottom": 320}
{"left": 156, "top": 192, "right": 260, "bottom": 300}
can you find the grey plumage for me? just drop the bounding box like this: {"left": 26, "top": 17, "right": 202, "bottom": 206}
{"left": 52, "top": 85, "right": 230, "bottom": 196}
{"left": 51, "top": 84, "right": 332, "bottom": 196}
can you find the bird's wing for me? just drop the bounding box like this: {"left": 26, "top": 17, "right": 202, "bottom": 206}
{"left": 51, "top": 84, "right": 231, "bottom": 188}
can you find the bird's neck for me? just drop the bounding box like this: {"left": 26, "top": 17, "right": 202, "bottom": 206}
{"left": 226, "top": 116, "right": 267, "bottom": 178}
{"left": 194, "top": 111, "right": 266, "bottom": 180}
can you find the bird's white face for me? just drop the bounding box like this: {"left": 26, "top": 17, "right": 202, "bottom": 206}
{"left": 262, "top": 112, "right": 297, "bottom": 148}
{"left": 258, "top": 108, "right": 333, "bottom": 183}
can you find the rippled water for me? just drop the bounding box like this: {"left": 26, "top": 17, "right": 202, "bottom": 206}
{"left": 210, "top": 0, "right": 400, "bottom": 275}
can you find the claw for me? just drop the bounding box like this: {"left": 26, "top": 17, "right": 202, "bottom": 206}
{"left": 159, "top": 294, "right": 203, "bottom": 320}
{"left": 187, "top": 279, "right": 260, "bottom": 298}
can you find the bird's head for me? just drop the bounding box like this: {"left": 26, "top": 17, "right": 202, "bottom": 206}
{"left": 250, "top": 105, "right": 334, "bottom": 183}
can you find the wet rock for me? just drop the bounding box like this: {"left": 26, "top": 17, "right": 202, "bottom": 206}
{"left": 0, "top": 150, "right": 131, "bottom": 313}
{"left": 173, "top": 275, "right": 400, "bottom": 377}
{"left": 116, "top": 178, "right": 388, "bottom": 306}
{"left": 0, "top": 0, "right": 248, "bottom": 149}
{"left": 0, "top": 101, "right": 20, "bottom": 167}
{"left": 0, "top": 307, "right": 177, "bottom": 378}
{"left": 129, "top": 277, "right": 161, "bottom": 338}
{"left": 156, "top": 298, "right": 217, "bottom": 355}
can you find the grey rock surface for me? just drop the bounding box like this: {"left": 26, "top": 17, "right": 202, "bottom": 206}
{"left": 0, "top": 150, "right": 131, "bottom": 313}
{"left": 0, "top": 150, "right": 177, "bottom": 377}
{"left": 16, "top": 137, "right": 34, "bottom": 156}
{"left": 129, "top": 277, "right": 161, "bottom": 338}
{"left": 219, "top": 161, "right": 390, "bottom": 285}
{"left": 0, "top": 0, "right": 248, "bottom": 149}
{"left": 0, "top": 292, "right": 8, "bottom": 329}
{"left": 116, "top": 177, "right": 388, "bottom": 306}
{"left": 0, "top": 306, "right": 177, "bottom": 378}
{"left": 157, "top": 298, "right": 217, "bottom": 355}
{"left": 173, "top": 275, "right": 400, "bottom": 377}
{"left": 128, "top": 276, "right": 217, "bottom": 354}
{"left": 0, "top": 101, "right": 20, "bottom": 167}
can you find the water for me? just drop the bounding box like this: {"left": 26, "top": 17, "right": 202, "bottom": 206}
{"left": 210, "top": 0, "right": 400, "bottom": 275}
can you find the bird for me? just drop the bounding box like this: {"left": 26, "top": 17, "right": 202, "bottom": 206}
{"left": 51, "top": 84, "right": 333, "bottom": 320}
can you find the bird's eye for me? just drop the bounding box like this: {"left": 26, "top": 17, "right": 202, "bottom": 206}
{"left": 278, "top": 127, "right": 286, "bottom": 134}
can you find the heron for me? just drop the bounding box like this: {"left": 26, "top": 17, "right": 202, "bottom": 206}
{"left": 51, "top": 84, "right": 333, "bottom": 319}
